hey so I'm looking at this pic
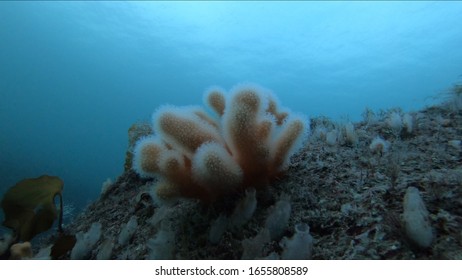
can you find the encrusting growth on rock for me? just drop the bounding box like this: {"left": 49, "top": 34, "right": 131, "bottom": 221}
{"left": 133, "top": 84, "right": 309, "bottom": 201}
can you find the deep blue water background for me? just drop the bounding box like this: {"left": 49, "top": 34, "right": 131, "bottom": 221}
{"left": 1, "top": 1, "right": 462, "bottom": 215}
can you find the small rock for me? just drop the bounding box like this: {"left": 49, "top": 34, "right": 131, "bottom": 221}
{"left": 448, "top": 140, "right": 461, "bottom": 149}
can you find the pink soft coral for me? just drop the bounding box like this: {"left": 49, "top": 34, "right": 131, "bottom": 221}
{"left": 133, "top": 84, "right": 308, "bottom": 201}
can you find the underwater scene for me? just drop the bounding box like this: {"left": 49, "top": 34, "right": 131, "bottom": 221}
{"left": 1, "top": 1, "right": 462, "bottom": 260}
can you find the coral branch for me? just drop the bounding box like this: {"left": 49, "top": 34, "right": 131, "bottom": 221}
{"left": 205, "top": 87, "right": 226, "bottom": 117}
{"left": 154, "top": 106, "right": 224, "bottom": 157}
{"left": 192, "top": 142, "right": 243, "bottom": 196}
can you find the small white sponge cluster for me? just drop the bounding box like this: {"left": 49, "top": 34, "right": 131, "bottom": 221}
{"left": 133, "top": 84, "right": 309, "bottom": 201}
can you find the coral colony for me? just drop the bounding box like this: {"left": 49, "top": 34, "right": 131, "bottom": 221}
{"left": 133, "top": 84, "right": 309, "bottom": 202}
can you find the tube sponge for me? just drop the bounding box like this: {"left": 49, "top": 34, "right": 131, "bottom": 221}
{"left": 71, "top": 222, "right": 102, "bottom": 260}
{"left": 280, "top": 223, "right": 313, "bottom": 260}
{"left": 264, "top": 194, "right": 292, "bottom": 240}
{"left": 133, "top": 84, "right": 309, "bottom": 201}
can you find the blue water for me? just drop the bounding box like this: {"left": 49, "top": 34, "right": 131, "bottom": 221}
{"left": 1, "top": 1, "right": 462, "bottom": 212}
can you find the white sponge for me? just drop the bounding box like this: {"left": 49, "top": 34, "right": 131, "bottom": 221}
{"left": 280, "top": 223, "right": 313, "bottom": 260}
